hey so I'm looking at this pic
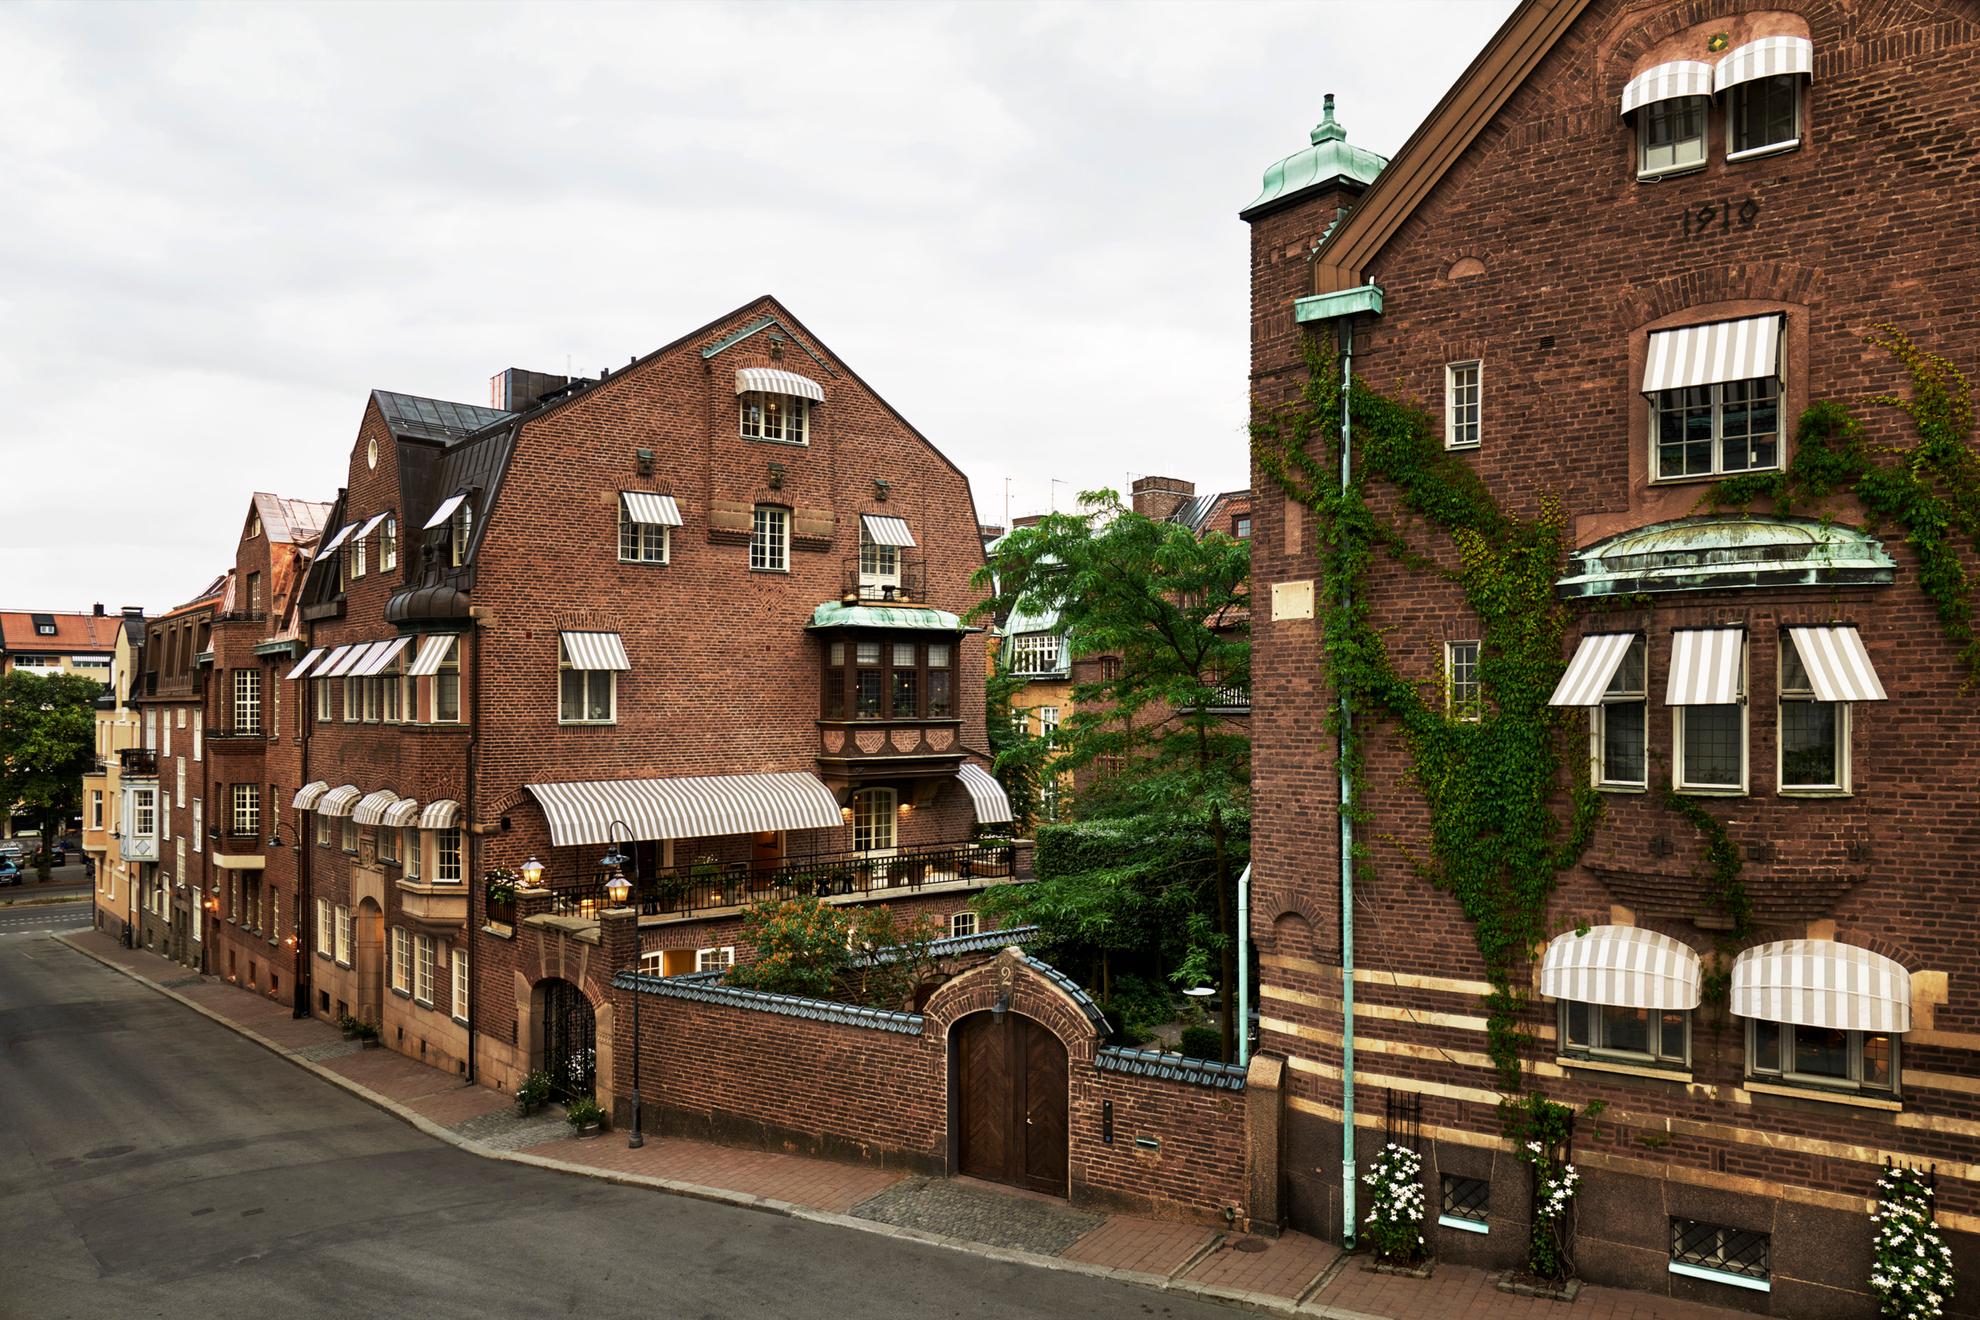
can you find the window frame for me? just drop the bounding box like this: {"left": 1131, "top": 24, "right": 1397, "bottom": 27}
{"left": 341, "top": 817, "right": 358, "bottom": 854}
{"left": 433, "top": 638, "right": 461, "bottom": 723}
{"left": 1439, "top": 1174, "right": 1491, "bottom": 1233}
{"left": 949, "top": 911, "right": 979, "bottom": 939}
{"left": 858, "top": 526, "right": 900, "bottom": 595}
{"left": 850, "top": 787, "right": 897, "bottom": 854}
{"left": 694, "top": 946, "right": 737, "bottom": 972}
{"left": 1636, "top": 94, "right": 1709, "bottom": 179}
{"left": 1444, "top": 360, "right": 1482, "bottom": 450}
{"left": 334, "top": 904, "right": 353, "bottom": 967}
{"left": 230, "top": 782, "right": 260, "bottom": 838}
{"left": 405, "top": 827, "right": 423, "bottom": 881}
{"left": 738, "top": 390, "right": 810, "bottom": 446}
{"left": 450, "top": 501, "right": 473, "bottom": 568}
{"left": 618, "top": 506, "right": 672, "bottom": 564}
{"left": 390, "top": 926, "right": 411, "bottom": 994}
{"left": 1746, "top": 1018, "right": 1897, "bottom": 1097}
{"left": 1591, "top": 636, "right": 1648, "bottom": 790}
{"left": 342, "top": 675, "right": 360, "bottom": 723}
{"left": 558, "top": 640, "right": 619, "bottom": 726}
{"left": 749, "top": 504, "right": 790, "bottom": 572}
{"left": 1673, "top": 638, "right": 1748, "bottom": 795}
{"left": 435, "top": 828, "right": 461, "bottom": 884}
{"left": 315, "top": 678, "right": 333, "bottom": 723}
{"left": 451, "top": 945, "right": 469, "bottom": 1023}
{"left": 1560, "top": 998, "right": 1690, "bottom": 1069}
{"left": 1777, "top": 638, "right": 1850, "bottom": 795}
{"left": 380, "top": 516, "right": 398, "bottom": 572}
{"left": 1445, "top": 640, "right": 1482, "bottom": 721}
{"left": 413, "top": 934, "right": 436, "bottom": 1006}
{"left": 1726, "top": 74, "right": 1801, "bottom": 162}
{"left": 315, "top": 898, "right": 332, "bottom": 958}
{"left": 1651, "top": 377, "right": 1784, "bottom": 483}
{"left": 1008, "top": 633, "right": 1064, "bottom": 676}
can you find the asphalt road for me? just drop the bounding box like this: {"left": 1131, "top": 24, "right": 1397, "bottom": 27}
{"left": 0, "top": 900, "right": 89, "bottom": 937}
{"left": 0, "top": 938, "right": 1236, "bottom": 1320}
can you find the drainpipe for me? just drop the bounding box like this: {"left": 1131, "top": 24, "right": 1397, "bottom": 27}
{"left": 465, "top": 620, "right": 482, "bottom": 1084}
{"left": 1336, "top": 313, "right": 1358, "bottom": 1250}
{"left": 1237, "top": 863, "right": 1251, "bottom": 1068}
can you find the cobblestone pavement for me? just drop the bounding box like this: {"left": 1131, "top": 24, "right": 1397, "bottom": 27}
{"left": 851, "top": 1176, "right": 1105, "bottom": 1253}
{"left": 450, "top": 1105, "right": 575, "bottom": 1151}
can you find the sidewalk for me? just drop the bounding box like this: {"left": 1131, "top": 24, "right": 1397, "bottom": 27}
{"left": 58, "top": 928, "right": 1756, "bottom": 1320}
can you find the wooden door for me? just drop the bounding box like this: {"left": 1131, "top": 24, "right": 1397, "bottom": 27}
{"left": 955, "top": 1012, "right": 1068, "bottom": 1196}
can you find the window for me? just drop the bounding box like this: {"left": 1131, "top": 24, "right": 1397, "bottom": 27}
{"left": 450, "top": 501, "right": 473, "bottom": 567}
{"left": 1729, "top": 75, "right": 1798, "bottom": 158}
{"left": 380, "top": 517, "right": 397, "bottom": 572}
{"left": 558, "top": 639, "right": 617, "bottom": 724}
{"left": 1037, "top": 706, "right": 1060, "bottom": 745}
{"left": 1233, "top": 516, "right": 1252, "bottom": 539}
{"left": 851, "top": 787, "right": 896, "bottom": 854}
{"left": 1445, "top": 640, "right": 1481, "bottom": 720}
{"left": 132, "top": 786, "right": 156, "bottom": 839}
{"left": 315, "top": 679, "right": 332, "bottom": 722}
{"left": 1008, "top": 633, "right": 1063, "bottom": 675}
{"left": 1670, "top": 1219, "right": 1770, "bottom": 1288}
{"left": 380, "top": 654, "right": 402, "bottom": 723}
{"left": 739, "top": 391, "right": 809, "bottom": 445}
{"left": 362, "top": 674, "right": 381, "bottom": 723}
{"left": 233, "top": 668, "right": 261, "bottom": 734}
{"left": 1779, "top": 639, "right": 1847, "bottom": 792}
{"left": 414, "top": 935, "right": 436, "bottom": 1005}
{"left": 315, "top": 812, "right": 330, "bottom": 846}
{"left": 33, "top": 618, "right": 55, "bottom": 636}
{"left": 90, "top": 791, "right": 103, "bottom": 830}
{"left": 694, "top": 946, "right": 737, "bottom": 972}
{"left": 435, "top": 828, "right": 461, "bottom": 884}
{"left": 1747, "top": 1019, "right": 1895, "bottom": 1095}
{"left": 334, "top": 904, "right": 352, "bottom": 965}
{"left": 1593, "top": 637, "right": 1647, "bottom": 788}
{"left": 858, "top": 526, "right": 899, "bottom": 595}
{"left": 315, "top": 899, "right": 332, "bottom": 957}
{"left": 855, "top": 640, "right": 883, "bottom": 717}
{"left": 405, "top": 828, "right": 423, "bottom": 881}
{"left": 377, "top": 823, "right": 399, "bottom": 864}
{"left": 390, "top": 927, "right": 411, "bottom": 993}
{"left": 949, "top": 912, "right": 978, "bottom": 939}
{"left": 191, "top": 797, "right": 202, "bottom": 851}
{"left": 1440, "top": 1175, "right": 1490, "bottom": 1232}
{"left": 176, "top": 758, "right": 186, "bottom": 806}
{"left": 927, "top": 642, "right": 953, "bottom": 718}
{"left": 620, "top": 506, "right": 671, "bottom": 563}
{"left": 1674, "top": 645, "right": 1747, "bottom": 794}
{"left": 749, "top": 505, "right": 789, "bottom": 571}
{"left": 1654, "top": 377, "right": 1781, "bottom": 480}
{"left": 245, "top": 571, "right": 262, "bottom": 614}
{"left": 341, "top": 818, "right": 358, "bottom": 853}
{"left": 1445, "top": 361, "right": 1481, "bottom": 449}
{"left": 890, "top": 641, "right": 919, "bottom": 717}
{"left": 1561, "top": 1000, "right": 1688, "bottom": 1068}
{"left": 231, "top": 783, "right": 259, "bottom": 837}
{"left": 343, "top": 676, "right": 360, "bottom": 723}
{"left": 451, "top": 946, "right": 469, "bottom": 1021}
{"left": 434, "top": 639, "right": 461, "bottom": 723}
{"left": 349, "top": 533, "right": 366, "bottom": 580}
{"left": 1638, "top": 95, "right": 1707, "bottom": 176}
{"left": 193, "top": 716, "right": 201, "bottom": 762}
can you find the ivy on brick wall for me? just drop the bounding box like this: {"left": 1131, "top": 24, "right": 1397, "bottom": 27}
{"left": 1659, "top": 791, "right": 1751, "bottom": 1007}
{"left": 1253, "top": 347, "right": 1601, "bottom": 1091}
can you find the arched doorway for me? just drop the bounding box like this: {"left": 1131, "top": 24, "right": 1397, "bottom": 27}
{"left": 539, "top": 978, "right": 597, "bottom": 1102}
{"left": 954, "top": 1011, "right": 1068, "bottom": 1196}
{"left": 354, "top": 899, "right": 384, "bottom": 1026}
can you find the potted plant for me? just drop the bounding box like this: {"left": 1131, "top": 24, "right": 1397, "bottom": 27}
{"left": 337, "top": 1013, "right": 360, "bottom": 1040}
{"left": 353, "top": 1020, "right": 382, "bottom": 1049}
{"left": 566, "top": 1096, "right": 605, "bottom": 1138}
{"left": 514, "top": 1069, "right": 553, "bottom": 1117}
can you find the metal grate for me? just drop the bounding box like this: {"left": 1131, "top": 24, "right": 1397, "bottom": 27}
{"left": 1670, "top": 1218, "right": 1770, "bottom": 1280}
{"left": 1442, "top": 1175, "right": 1490, "bottom": 1223}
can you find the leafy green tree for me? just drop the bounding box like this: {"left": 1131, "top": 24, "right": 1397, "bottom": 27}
{"left": 973, "top": 491, "right": 1250, "bottom": 1057}
{"left": 985, "top": 666, "right": 1046, "bottom": 832}
{"left": 0, "top": 671, "right": 103, "bottom": 871}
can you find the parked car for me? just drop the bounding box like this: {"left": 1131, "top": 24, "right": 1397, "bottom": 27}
{"left": 0, "top": 842, "right": 24, "bottom": 862}
{"left": 0, "top": 859, "right": 22, "bottom": 886}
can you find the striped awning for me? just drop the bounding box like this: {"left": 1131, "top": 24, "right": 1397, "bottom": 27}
{"left": 381, "top": 797, "right": 422, "bottom": 829}
{"left": 524, "top": 772, "right": 844, "bottom": 848}
{"left": 1716, "top": 35, "right": 1814, "bottom": 92}
{"left": 621, "top": 492, "right": 682, "bottom": 526}
{"left": 1732, "top": 940, "right": 1911, "bottom": 1033}
{"left": 419, "top": 799, "right": 461, "bottom": 830}
{"left": 1666, "top": 628, "right": 1744, "bottom": 705}
{"left": 352, "top": 637, "right": 411, "bottom": 677}
{"left": 1784, "top": 626, "right": 1886, "bottom": 702}
{"left": 423, "top": 492, "right": 466, "bottom": 530}
{"left": 292, "top": 781, "right": 330, "bottom": 810}
{"left": 354, "top": 512, "right": 390, "bottom": 541}
{"left": 351, "top": 790, "right": 402, "bottom": 826}
{"left": 285, "top": 647, "right": 327, "bottom": 681}
{"left": 1541, "top": 925, "right": 1701, "bottom": 1011}
{"left": 405, "top": 634, "right": 457, "bottom": 677}
{"left": 321, "top": 644, "right": 371, "bottom": 679}
{"left": 957, "top": 764, "right": 1014, "bottom": 826}
{"left": 318, "top": 523, "right": 358, "bottom": 555}
{"left": 1548, "top": 632, "right": 1638, "bottom": 707}
{"left": 1621, "top": 60, "right": 1714, "bottom": 115}
{"left": 1642, "top": 315, "right": 1782, "bottom": 395}
{"left": 560, "top": 631, "right": 631, "bottom": 671}
{"left": 318, "top": 785, "right": 363, "bottom": 818}
{"left": 861, "top": 514, "right": 917, "bottom": 548}
{"left": 735, "top": 367, "right": 824, "bottom": 403}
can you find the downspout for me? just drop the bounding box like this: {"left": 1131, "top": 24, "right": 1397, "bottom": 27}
{"left": 1336, "top": 313, "right": 1358, "bottom": 1250}
{"left": 1237, "top": 863, "right": 1251, "bottom": 1068}
{"left": 464, "top": 619, "right": 482, "bottom": 1084}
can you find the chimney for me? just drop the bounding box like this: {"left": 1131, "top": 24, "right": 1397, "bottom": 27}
{"left": 1011, "top": 514, "right": 1047, "bottom": 529}
{"left": 122, "top": 606, "right": 144, "bottom": 619}
{"left": 1131, "top": 475, "right": 1195, "bottom": 521}
{"left": 489, "top": 367, "right": 576, "bottom": 412}
{"left": 93, "top": 602, "right": 105, "bottom": 616}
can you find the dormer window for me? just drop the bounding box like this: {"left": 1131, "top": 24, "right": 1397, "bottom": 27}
{"left": 32, "top": 614, "right": 56, "bottom": 636}
{"left": 450, "top": 501, "right": 472, "bottom": 567}
{"left": 735, "top": 367, "right": 823, "bottom": 446}
{"left": 247, "top": 513, "right": 261, "bottom": 539}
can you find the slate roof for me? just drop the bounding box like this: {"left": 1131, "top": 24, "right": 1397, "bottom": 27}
{"left": 1096, "top": 1046, "right": 1249, "bottom": 1091}
{"left": 615, "top": 969, "right": 924, "bottom": 1036}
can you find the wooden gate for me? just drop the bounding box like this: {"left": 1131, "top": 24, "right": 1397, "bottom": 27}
{"left": 955, "top": 1011, "right": 1069, "bottom": 1196}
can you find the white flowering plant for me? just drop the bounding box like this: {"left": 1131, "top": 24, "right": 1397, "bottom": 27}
{"left": 1504, "top": 1091, "right": 1586, "bottom": 1281}
{"left": 1871, "top": 1166, "right": 1956, "bottom": 1319}
{"left": 1361, "top": 1143, "right": 1427, "bottom": 1264}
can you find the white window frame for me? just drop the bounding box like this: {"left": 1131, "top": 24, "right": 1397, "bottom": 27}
{"left": 377, "top": 821, "right": 399, "bottom": 864}
{"left": 390, "top": 926, "right": 411, "bottom": 994}
{"left": 1445, "top": 640, "right": 1481, "bottom": 721}
{"left": 694, "top": 946, "right": 737, "bottom": 972}
{"left": 1008, "top": 633, "right": 1063, "bottom": 676}
{"left": 233, "top": 668, "right": 261, "bottom": 734}
{"left": 433, "top": 639, "right": 461, "bottom": 724}
{"left": 619, "top": 508, "right": 671, "bottom": 564}
{"left": 1445, "top": 361, "right": 1481, "bottom": 449}
{"left": 1673, "top": 640, "right": 1748, "bottom": 795}
{"left": 334, "top": 904, "right": 352, "bottom": 966}
{"left": 132, "top": 785, "right": 156, "bottom": 839}
{"left": 1637, "top": 94, "right": 1708, "bottom": 178}
{"left": 192, "top": 797, "right": 202, "bottom": 852}
{"left": 1036, "top": 706, "right": 1060, "bottom": 746}
{"left": 738, "top": 391, "right": 809, "bottom": 445}
{"left": 450, "top": 502, "right": 473, "bottom": 568}
{"left": 414, "top": 934, "right": 436, "bottom": 1006}
{"left": 1560, "top": 999, "right": 1690, "bottom": 1069}
{"left": 451, "top": 945, "right": 469, "bottom": 1022}
{"left": 1592, "top": 637, "right": 1649, "bottom": 790}
{"left": 192, "top": 716, "right": 202, "bottom": 762}
{"left": 405, "top": 828, "right": 423, "bottom": 881}
{"left": 341, "top": 817, "right": 358, "bottom": 853}
{"left": 1651, "top": 377, "right": 1784, "bottom": 482}
{"left": 176, "top": 757, "right": 186, "bottom": 805}
{"left": 858, "top": 527, "right": 900, "bottom": 596}
{"left": 749, "top": 505, "right": 789, "bottom": 572}
{"left": 315, "top": 678, "right": 332, "bottom": 723}
{"left": 144, "top": 709, "right": 156, "bottom": 750}
{"left": 343, "top": 675, "right": 360, "bottom": 723}
{"left": 1777, "top": 638, "right": 1850, "bottom": 795}
{"left": 851, "top": 787, "right": 897, "bottom": 855}
{"left": 1746, "top": 1019, "right": 1896, "bottom": 1096}
{"left": 1726, "top": 75, "right": 1801, "bottom": 161}
{"left": 950, "top": 911, "right": 979, "bottom": 939}
{"left": 558, "top": 640, "right": 618, "bottom": 725}
{"left": 380, "top": 516, "right": 398, "bottom": 572}
{"left": 350, "top": 533, "right": 366, "bottom": 580}
{"left": 380, "top": 655, "right": 402, "bottom": 724}
{"left": 435, "top": 828, "right": 461, "bottom": 884}
{"left": 315, "top": 812, "right": 331, "bottom": 847}
{"left": 231, "top": 782, "right": 259, "bottom": 838}
{"left": 315, "top": 898, "right": 332, "bottom": 957}
{"left": 90, "top": 790, "right": 103, "bottom": 830}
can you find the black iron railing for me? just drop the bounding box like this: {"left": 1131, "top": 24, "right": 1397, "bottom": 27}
{"left": 840, "top": 555, "right": 928, "bottom": 604}
{"left": 541, "top": 839, "right": 1018, "bottom": 920}
{"left": 119, "top": 747, "right": 159, "bottom": 776}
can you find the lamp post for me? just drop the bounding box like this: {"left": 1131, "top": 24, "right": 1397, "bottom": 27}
{"left": 266, "top": 822, "right": 309, "bottom": 1019}
{"left": 601, "top": 819, "right": 642, "bottom": 1149}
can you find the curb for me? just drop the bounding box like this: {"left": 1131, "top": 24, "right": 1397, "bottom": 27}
{"left": 53, "top": 933, "right": 1367, "bottom": 1319}
{"left": 0, "top": 893, "right": 92, "bottom": 909}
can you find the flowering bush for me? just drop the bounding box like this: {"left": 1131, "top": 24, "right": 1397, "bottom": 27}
{"left": 1872, "top": 1166, "right": 1956, "bottom": 1319}
{"left": 1361, "top": 1143, "right": 1427, "bottom": 1264}
{"left": 728, "top": 896, "right": 854, "bottom": 999}
{"left": 1527, "top": 1145, "right": 1580, "bottom": 1280}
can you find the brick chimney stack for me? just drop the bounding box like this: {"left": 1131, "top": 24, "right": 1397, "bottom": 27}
{"left": 1131, "top": 476, "right": 1196, "bottom": 521}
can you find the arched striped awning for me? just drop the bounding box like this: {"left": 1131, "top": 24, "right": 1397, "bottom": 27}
{"left": 381, "top": 797, "right": 422, "bottom": 829}
{"left": 351, "top": 790, "right": 403, "bottom": 826}
{"left": 1540, "top": 926, "right": 1701, "bottom": 1011}
{"left": 524, "top": 773, "right": 843, "bottom": 848}
{"left": 1621, "top": 60, "right": 1713, "bottom": 115}
{"left": 956, "top": 764, "right": 1014, "bottom": 826}
{"left": 1715, "top": 35, "right": 1813, "bottom": 93}
{"left": 318, "top": 785, "right": 363, "bottom": 818}
{"left": 292, "top": 781, "right": 330, "bottom": 811}
{"left": 419, "top": 799, "right": 461, "bottom": 830}
{"left": 1732, "top": 940, "right": 1911, "bottom": 1033}
{"left": 734, "top": 367, "right": 824, "bottom": 403}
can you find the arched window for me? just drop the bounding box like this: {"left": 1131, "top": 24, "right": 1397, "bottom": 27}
{"left": 850, "top": 787, "right": 897, "bottom": 854}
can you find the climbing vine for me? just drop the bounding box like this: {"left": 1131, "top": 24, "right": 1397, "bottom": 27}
{"left": 1659, "top": 791, "right": 1752, "bottom": 1007}
{"left": 1253, "top": 348, "right": 1601, "bottom": 1091}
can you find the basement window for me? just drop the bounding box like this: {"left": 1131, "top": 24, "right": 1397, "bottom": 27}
{"left": 1670, "top": 1218, "right": 1770, "bottom": 1291}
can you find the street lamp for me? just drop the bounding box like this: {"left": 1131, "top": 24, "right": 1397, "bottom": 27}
{"left": 602, "top": 819, "right": 643, "bottom": 1149}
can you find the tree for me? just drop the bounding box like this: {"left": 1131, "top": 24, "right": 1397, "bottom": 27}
{"left": 985, "top": 665, "right": 1047, "bottom": 833}
{"left": 973, "top": 490, "right": 1250, "bottom": 1058}
{"left": 0, "top": 671, "right": 104, "bottom": 870}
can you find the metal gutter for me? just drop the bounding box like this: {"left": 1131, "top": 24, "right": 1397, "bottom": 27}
{"left": 1335, "top": 311, "right": 1360, "bottom": 1250}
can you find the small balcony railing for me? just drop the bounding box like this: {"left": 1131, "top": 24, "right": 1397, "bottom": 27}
{"left": 1209, "top": 683, "right": 1250, "bottom": 711}
{"left": 119, "top": 747, "right": 159, "bottom": 777}
{"left": 841, "top": 555, "right": 927, "bottom": 605}
{"left": 539, "top": 839, "right": 1019, "bottom": 921}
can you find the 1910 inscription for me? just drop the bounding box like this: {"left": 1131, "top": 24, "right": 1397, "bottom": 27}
{"left": 1682, "top": 195, "right": 1760, "bottom": 237}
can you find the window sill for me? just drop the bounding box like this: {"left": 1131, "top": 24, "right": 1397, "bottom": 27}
{"left": 1672, "top": 786, "right": 1746, "bottom": 798}
{"left": 556, "top": 719, "right": 619, "bottom": 727}
{"left": 1669, "top": 1261, "right": 1769, "bottom": 1293}
{"left": 1558, "top": 1056, "right": 1692, "bottom": 1084}
{"left": 1777, "top": 787, "right": 1851, "bottom": 798}
{"left": 1635, "top": 161, "right": 1707, "bottom": 184}
{"left": 1444, "top": 441, "right": 1481, "bottom": 452}
{"left": 1438, "top": 1214, "right": 1488, "bottom": 1235}
{"left": 390, "top": 987, "right": 411, "bottom": 1000}
{"left": 616, "top": 558, "right": 671, "bottom": 567}
{"left": 748, "top": 566, "right": 791, "bottom": 575}
{"left": 1594, "top": 782, "right": 1648, "bottom": 794}
{"left": 1726, "top": 138, "right": 1800, "bottom": 164}
{"left": 1648, "top": 468, "right": 1782, "bottom": 487}
{"left": 1744, "top": 1080, "right": 1900, "bottom": 1111}
{"left": 335, "top": 958, "right": 352, "bottom": 970}
{"left": 482, "top": 922, "right": 515, "bottom": 940}
{"left": 452, "top": 1014, "right": 470, "bottom": 1027}
{"left": 741, "top": 436, "right": 809, "bottom": 448}
{"left": 315, "top": 948, "right": 333, "bottom": 961}
{"left": 414, "top": 997, "right": 434, "bottom": 1010}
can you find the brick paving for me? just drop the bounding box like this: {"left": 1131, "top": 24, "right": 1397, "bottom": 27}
{"left": 523, "top": 1133, "right": 904, "bottom": 1214}
{"left": 1184, "top": 1229, "right": 1341, "bottom": 1299}
{"left": 1060, "top": 1214, "right": 1217, "bottom": 1276}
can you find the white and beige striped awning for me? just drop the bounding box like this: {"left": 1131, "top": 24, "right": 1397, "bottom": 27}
{"left": 352, "top": 637, "right": 411, "bottom": 677}
{"left": 354, "top": 511, "right": 391, "bottom": 541}
{"left": 292, "top": 781, "right": 330, "bottom": 811}
{"left": 405, "top": 634, "right": 457, "bottom": 677}
{"left": 1642, "top": 315, "right": 1782, "bottom": 395}
{"left": 381, "top": 797, "right": 422, "bottom": 829}
{"left": 560, "top": 631, "right": 631, "bottom": 671}
{"left": 957, "top": 764, "right": 1014, "bottom": 826}
{"left": 285, "top": 648, "right": 327, "bottom": 681}
{"left": 419, "top": 799, "right": 461, "bottom": 830}
{"left": 423, "top": 492, "right": 467, "bottom": 531}
{"left": 1716, "top": 35, "right": 1814, "bottom": 92}
{"left": 1621, "top": 60, "right": 1714, "bottom": 115}
{"left": 1666, "top": 628, "right": 1744, "bottom": 705}
{"left": 861, "top": 514, "right": 917, "bottom": 548}
{"left": 1732, "top": 940, "right": 1911, "bottom": 1033}
{"left": 318, "top": 522, "right": 358, "bottom": 555}
{"left": 1548, "top": 632, "right": 1638, "bottom": 707}
{"left": 524, "top": 772, "right": 844, "bottom": 848}
{"left": 351, "top": 790, "right": 402, "bottom": 826}
{"left": 621, "top": 492, "right": 683, "bottom": 526}
{"left": 1784, "top": 626, "right": 1886, "bottom": 702}
{"left": 734, "top": 367, "right": 824, "bottom": 403}
{"left": 318, "top": 785, "right": 363, "bottom": 818}
{"left": 312, "top": 644, "right": 355, "bottom": 678}
{"left": 322, "top": 644, "right": 373, "bottom": 679}
{"left": 1540, "top": 925, "right": 1701, "bottom": 1010}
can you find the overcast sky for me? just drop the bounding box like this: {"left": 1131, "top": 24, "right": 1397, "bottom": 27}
{"left": 2, "top": 0, "right": 1515, "bottom": 613}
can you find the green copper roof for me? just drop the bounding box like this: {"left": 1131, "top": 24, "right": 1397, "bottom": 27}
{"left": 809, "top": 602, "right": 977, "bottom": 632}
{"left": 1556, "top": 516, "right": 1896, "bottom": 599}
{"left": 1294, "top": 285, "right": 1384, "bottom": 322}
{"left": 1242, "top": 94, "right": 1388, "bottom": 218}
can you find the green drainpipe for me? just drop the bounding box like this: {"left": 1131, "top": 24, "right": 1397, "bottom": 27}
{"left": 1237, "top": 864, "right": 1251, "bottom": 1069}
{"left": 1335, "top": 312, "right": 1358, "bottom": 1250}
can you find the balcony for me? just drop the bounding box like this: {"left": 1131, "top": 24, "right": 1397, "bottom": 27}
{"left": 209, "top": 725, "right": 268, "bottom": 752}
{"left": 817, "top": 718, "right": 966, "bottom": 782}
{"left": 840, "top": 555, "right": 928, "bottom": 605}
{"left": 119, "top": 747, "right": 158, "bottom": 778}
{"left": 396, "top": 878, "right": 469, "bottom": 931}
{"left": 215, "top": 610, "right": 267, "bottom": 625}
{"left": 541, "top": 839, "right": 1024, "bottom": 923}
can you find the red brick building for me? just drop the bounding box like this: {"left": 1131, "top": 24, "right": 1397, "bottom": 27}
{"left": 129, "top": 587, "right": 220, "bottom": 965}
{"left": 1246, "top": 2, "right": 1979, "bottom": 1314}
